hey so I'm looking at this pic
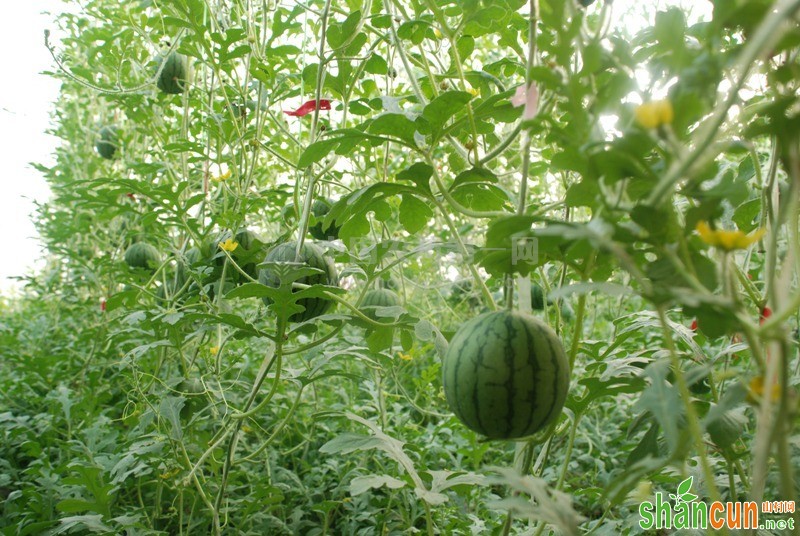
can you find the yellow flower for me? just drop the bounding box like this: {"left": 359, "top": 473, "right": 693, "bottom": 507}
{"left": 242, "top": 425, "right": 253, "bottom": 433}
{"left": 747, "top": 375, "right": 781, "bottom": 404}
{"left": 218, "top": 238, "right": 239, "bottom": 252}
{"left": 398, "top": 352, "right": 413, "bottom": 361}
{"left": 635, "top": 99, "right": 674, "bottom": 129}
{"left": 210, "top": 346, "right": 219, "bottom": 356}
{"left": 466, "top": 87, "right": 479, "bottom": 97}
{"left": 159, "top": 468, "right": 180, "bottom": 480}
{"left": 212, "top": 170, "right": 232, "bottom": 182}
{"left": 433, "top": 28, "right": 443, "bottom": 39}
{"left": 695, "top": 221, "right": 765, "bottom": 251}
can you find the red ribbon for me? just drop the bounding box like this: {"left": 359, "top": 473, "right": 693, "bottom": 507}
{"left": 284, "top": 99, "right": 332, "bottom": 117}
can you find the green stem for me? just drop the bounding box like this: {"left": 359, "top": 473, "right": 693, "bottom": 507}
{"left": 555, "top": 413, "right": 582, "bottom": 490}
{"left": 655, "top": 306, "right": 723, "bottom": 506}
{"left": 213, "top": 317, "right": 286, "bottom": 516}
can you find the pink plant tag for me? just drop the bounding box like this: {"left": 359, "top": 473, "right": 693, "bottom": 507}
{"left": 511, "top": 82, "right": 539, "bottom": 120}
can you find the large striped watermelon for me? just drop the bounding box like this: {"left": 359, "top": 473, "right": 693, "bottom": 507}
{"left": 258, "top": 241, "right": 338, "bottom": 322}
{"left": 442, "top": 311, "right": 570, "bottom": 439}
{"left": 361, "top": 289, "right": 400, "bottom": 323}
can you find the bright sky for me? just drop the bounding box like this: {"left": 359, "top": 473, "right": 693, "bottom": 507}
{"left": 0, "top": 2, "right": 63, "bottom": 292}
{"left": 0, "top": 0, "right": 711, "bottom": 293}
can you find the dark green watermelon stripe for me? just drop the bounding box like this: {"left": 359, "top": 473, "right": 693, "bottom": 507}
{"left": 539, "top": 322, "right": 563, "bottom": 432}
{"left": 504, "top": 313, "right": 519, "bottom": 437}
{"left": 514, "top": 312, "right": 539, "bottom": 437}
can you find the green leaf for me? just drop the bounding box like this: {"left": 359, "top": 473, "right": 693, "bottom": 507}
{"left": 56, "top": 499, "right": 96, "bottom": 514}
{"left": 158, "top": 396, "right": 185, "bottom": 441}
{"left": 415, "top": 320, "right": 448, "bottom": 361}
{"left": 603, "top": 456, "right": 669, "bottom": 506}
{"left": 733, "top": 198, "right": 761, "bottom": 232}
{"left": 420, "top": 91, "right": 473, "bottom": 140}
{"left": 396, "top": 20, "right": 429, "bottom": 44}
{"left": 364, "top": 53, "right": 388, "bottom": 75}
{"left": 451, "top": 182, "right": 508, "bottom": 211}
{"left": 319, "top": 432, "right": 385, "bottom": 454}
{"left": 634, "top": 361, "right": 684, "bottom": 454}
{"left": 366, "top": 327, "right": 394, "bottom": 352}
{"left": 396, "top": 162, "right": 433, "bottom": 195}
{"left": 452, "top": 36, "right": 475, "bottom": 65}
{"left": 450, "top": 167, "right": 498, "bottom": 189}
{"left": 335, "top": 214, "right": 367, "bottom": 241}
{"left": 398, "top": 195, "right": 432, "bottom": 234}
{"left": 368, "top": 113, "right": 419, "bottom": 145}
{"left": 565, "top": 180, "right": 599, "bottom": 208}
{"left": 298, "top": 138, "right": 340, "bottom": 168}
{"left": 297, "top": 130, "right": 379, "bottom": 167}
{"left": 350, "top": 474, "right": 406, "bottom": 495}
{"left": 225, "top": 282, "right": 278, "bottom": 300}
{"left": 400, "top": 329, "right": 414, "bottom": 352}
{"left": 327, "top": 10, "right": 362, "bottom": 49}
{"left": 631, "top": 204, "right": 680, "bottom": 243}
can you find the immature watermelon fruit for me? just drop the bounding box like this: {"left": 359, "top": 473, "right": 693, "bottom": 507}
{"left": 175, "top": 247, "right": 205, "bottom": 288}
{"left": 706, "top": 408, "right": 747, "bottom": 450}
{"left": 124, "top": 242, "right": 161, "bottom": 271}
{"left": 96, "top": 125, "right": 119, "bottom": 159}
{"left": 531, "top": 284, "right": 545, "bottom": 310}
{"left": 309, "top": 199, "right": 340, "bottom": 240}
{"left": 156, "top": 52, "right": 187, "bottom": 94}
{"left": 233, "top": 228, "right": 265, "bottom": 280}
{"left": 442, "top": 311, "right": 570, "bottom": 439}
{"left": 378, "top": 275, "right": 399, "bottom": 290}
{"left": 184, "top": 247, "right": 204, "bottom": 266}
{"left": 281, "top": 203, "right": 298, "bottom": 225}
{"left": 258, "top": 241, "right": 338, "bottom": 322}
{"left": 177, "top": 378, "right": 207, "bottom": 420}
{"left": 155, "top": 282, "right": 173, "bottom": 302}
{"left": 282, "top": 199, "right": 341, "bottom": 240}
{"left": 361, "top": 289, "right": 400, "bottom": 323}
{"left": 209, "top": 228, "right": 264, "bottom": 280}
